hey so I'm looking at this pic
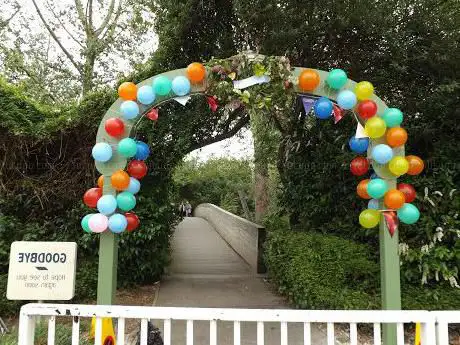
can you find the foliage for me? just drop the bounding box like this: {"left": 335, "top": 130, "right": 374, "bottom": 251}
{"left": 264, "top": 215, "right": 380, "bottom": 309}
{"left": 173, "top": 157, "right": 254, "bottom": 218}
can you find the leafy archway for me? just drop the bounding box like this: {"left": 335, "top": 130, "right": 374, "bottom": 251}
{"left": 84, "top": 53, "right": 424, "bottom": 342}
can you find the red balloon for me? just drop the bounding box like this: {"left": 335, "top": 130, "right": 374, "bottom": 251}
{"left": 104, "top": 118, "right": 125, "bottom": 137}
{"left": 127, "top": 160, "right": 148, "bottom": 179}
{"left": 83, "top": 187, "right": 102, "bottom": 208}
{"left": 357, "top": 100, "right": 378, "bottom": 119}
{"left": 125, "top": 212, "right": 140, "bottom": 232}
{"left": 350, "top": 157, "right": 369, "bottom": 176}
{"left": 146, "top": 108, "right": 159, "bottom": 121}
{"left": 397, "top": 183, "right": 416, "bottom": 203}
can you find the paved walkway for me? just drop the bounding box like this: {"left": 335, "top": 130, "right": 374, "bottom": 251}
{"left": 154, "top": 217, "right": 332, "bottom": 344}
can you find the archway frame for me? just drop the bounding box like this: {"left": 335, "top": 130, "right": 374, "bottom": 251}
{"left": 95, "top": 53, "right": 405, "bottom": 342}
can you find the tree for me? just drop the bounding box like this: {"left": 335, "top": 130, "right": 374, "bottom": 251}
{"left": 0, "top": 0, "right": 155, "bottom": 100}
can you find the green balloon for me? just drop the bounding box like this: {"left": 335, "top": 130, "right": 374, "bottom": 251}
{"left": 397, "top": 203, "right": 420, "bottom": 224}
{"left": 116, "top": 192, "right": 136, "bottom": 211}
{"left": 326, "top": 69, "right": 348, "bottom": 89}
{"left": 118, "top": 138, "right": 137, "bottom": 157}
{"left": 153, "top": 76, "right": 172, "bottom": 96}
{"left": 381, "top": 108, "right": 403, "bottom": 127}
{"left": 81, "top": 214, "right": 94, "bottom": 233}
{"left": 367, "top": 179, "right": 388, "bottom": 199}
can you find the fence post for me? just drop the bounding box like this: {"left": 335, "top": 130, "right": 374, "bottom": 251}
{"left": 18, "top": 307, "right": 36, "bottom": 345}
{"left": 421, "top": 317, "right": 437, "bottom": 345}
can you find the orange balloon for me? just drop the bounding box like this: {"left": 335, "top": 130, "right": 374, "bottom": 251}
{"left": 406, "top": 155, "right": 425, "bottom": 175}
{"left": 357, "top": 179, "right": 371, "bottom": 199}
{"left": 386, "top": 127, "right": 408, "bottom": 147}
{"left": 384, "top": 189, "right": 406, "bottom": 209}
{"left": 298, "top": 69, "right": 320, "bottom": 91}
{"left": 97, "top": 175, "right": 104, "bottom": 188}
{"left": 187, "top": 62, "right": 206, "bottom": 84}
{"left": 118, "top": 82, "right": 137, "bottom": 100}
{"left": 111, "top": 170, "right": 130, "bottom": 190}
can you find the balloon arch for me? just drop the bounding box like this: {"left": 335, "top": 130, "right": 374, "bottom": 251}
{"left": 82, "top": 53, "right": 424, "bottom": 340}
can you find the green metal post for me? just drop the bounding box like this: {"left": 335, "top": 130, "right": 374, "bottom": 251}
{"left": 97, "top": 178, "right": 118, "bottom": 305}
{"left": 380, "top": 180, "right": 401, "bottom": 345}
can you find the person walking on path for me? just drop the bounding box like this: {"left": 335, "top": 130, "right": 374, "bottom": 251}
{"left": 179, "top": 202, "right": 185, "bottom": 216}
{"left": 185, "top": 201, "right": 192, "bottom": 217}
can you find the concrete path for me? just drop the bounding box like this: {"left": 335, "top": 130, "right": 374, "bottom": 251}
{"left": 154, "top": 217, "right": 333, "bottom": 345}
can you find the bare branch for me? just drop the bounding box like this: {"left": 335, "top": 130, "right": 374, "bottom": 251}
{"left": 95, "top": 0, "right": 117, "bottom": 36}
{"left": 44, "top": 0, "right": 84, "bottom": 48}
{"left": 74, "top": 0, "right": 89, "bottom": 34}
{"left": 31, "top": 0, "right": 82, "bottom": 72}
{"left": 86, "top": 0, "right": 94, "bottom": 31}
{"left": 100, "top": 0, "right": 123, "bottom": 44}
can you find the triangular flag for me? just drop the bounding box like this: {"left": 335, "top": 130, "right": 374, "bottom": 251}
{"left": 207, "top": 96, "right": 218, "bottom": 112}
{"left": 173, "top": 95, "right": 191, "bottom": 106}
{"left": 333, "top": 104, "right": 345, "bottom": 124}
{"left": 383, "top": 211, "right": 399, "bottom": 237}
{"left": 233, "top": 75, "right": 270, "bottom": 89}
{"left": 301, "top": 96, "right": 315, "bottom": 115}
{"left": 355, "top": 122, "right": 368, "bottom": 139}
{"left": 145, "top": 108, "right": 158, "bottom": 121}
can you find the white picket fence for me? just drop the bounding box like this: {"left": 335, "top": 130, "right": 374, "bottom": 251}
{"left": 16, "top": 303, "right": 458, "bottom": 345}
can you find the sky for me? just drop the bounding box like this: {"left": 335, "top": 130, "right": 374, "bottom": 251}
{"left": 3, "top": 0, "right": 254, "bottom": 162}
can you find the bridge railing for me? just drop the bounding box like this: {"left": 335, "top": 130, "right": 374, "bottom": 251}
{"left": 16, "top": 303, "right": 458, "bottom": 345}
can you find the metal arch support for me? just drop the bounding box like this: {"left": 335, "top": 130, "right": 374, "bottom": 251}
{"left": 95, "top": 58, "right": 402, "bottom": 345}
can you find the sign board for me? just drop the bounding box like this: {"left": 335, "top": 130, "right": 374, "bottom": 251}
{"left": 7, "top": 241, "right": 77, "bottom": 300}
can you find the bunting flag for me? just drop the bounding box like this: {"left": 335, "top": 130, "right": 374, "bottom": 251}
{"left": 173, "top": 95, "right": 191, "bottom": 106}
{"left": 207, "top": 96, "right": 218, "bottom": 112}
{"left": 383, "top": 211, "right": 399, "bottom": 237}
{"left": 355, "top": 122, "right": 368, "bottom": 139}
{"left": 333, "top": 104, "right": 345, "bottom": 124}
{"left": 233, "top": 75, "right": 270, "bottom": 89}
{"left": 145, "top": 108, "right": 159, "bottom": 121}
{"left": 301, "top": 96, "right": 315, "bottom": 115}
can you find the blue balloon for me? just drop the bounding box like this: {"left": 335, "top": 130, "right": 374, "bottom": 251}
{"left": 137, "top": 85, "right": 155, "bottom": 105}
{"left": 134, "top": 141, "right": 150, "bottom": 160}
{"left": 126, "top": 177, "right": 141, "bottom": 194}
{"left": 108, "top": 213, "right": 127, "bottom": 233}
{"left": 120, "top": 100, "right": 139, "bottom": 120}
{"left": 397, "top": 203, "right": 420, "bottom": 224}
{"left": 348, "top": 136, "right": 369, "bottom": 153}
{"left": 313, "top": 97, "right": 333, "bottom": 119}
{"left": 337, "top": 90, "right": 357, "bottom": 110}
{"left": 172, "top": 76, "right": 191, "bottom": 96}
{"left": 92, "top": 143, "right": 112, "bottom": 162}
{"left": 371, "top": 144, "right": 394, "bottom": 164}
{"left": 368, "top": 199, "right": 380, "bottom": 210}
{"left": 97, "top": 195, "right": 117, "bottom": 215}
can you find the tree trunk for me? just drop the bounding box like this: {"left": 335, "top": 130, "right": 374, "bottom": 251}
{"left": 81, "top": 53, "right": 96, "bottom": 96}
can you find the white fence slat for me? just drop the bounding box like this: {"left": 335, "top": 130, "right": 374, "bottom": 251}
{"left": 257, "top": 321, "right": 264, "bottom": 345}
{"left": 140, "top": 319, "right": 148, "bottom": 345}
{"left": 303, "top": 322, "right": 311, "bottom": 345}
{"left": 233, "top": 321, "right": 241, "bottom": 345}
{"left": 186, "top": 319, "right": 194, "bottom": 345}
{"left": 373, "top": 323, "right": 381, "bottom": 345}
{"left": 210, "top": 320, "right": 217, "bottom": 345}
{"left": 436, "top": 321, "right": 449, "bottom": 345}
{"left": 327, "top": 322, "right": 334, "bottom": 345}
{"left": 18, "top": 314, "right": 35, "bottom": 345}
{"left": 47, "top": 316, "right": 56, "bottom": 345}
{"left": 71, "top": 317, "right": 80, "bottom": 345}
{"left": 95, "top": 317, "right": 103, "bottom": 345}
{"left": 396, "top": 323, "right": 404, "bottom": 345}
{"left": 280, "top": 321, "right": 288, "bottom": 345}
{"left": 163, "top": 319, "right": 171, "bottom": 345}
{"left": 350, "top": 322, "right": 358, "bottom": 345}
{"left": 117, "top": 318, "right": 125, "bottom": 345}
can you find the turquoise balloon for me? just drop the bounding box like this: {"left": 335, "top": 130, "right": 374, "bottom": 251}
{"left": 368, "top": 199, "right": 380, "bottom": 210}
{"left": 326, "top": 69, "right": 348, "bottom": 89}
{"left": 172, "top": 76, "right": 191, "bottom": 96}
{"left": 118, "top": 138, "right": 137, "bottom": 158}
{"left": 367, "top": 178, "right": 388, "bottom": 199}
{"left": 116, "top": 192, "right": 136, "bottom": 211}
{"left": 81, "top": 214, "right": 95, "bottom": 233}
{"left": 397, "top": 203, "right": 420, "bottom": 224}
{"left": 381, "top": 108, "right": 403, "bottom": 127}
{"left": 153, "top": 76, "right": 172, "bottom": 96}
